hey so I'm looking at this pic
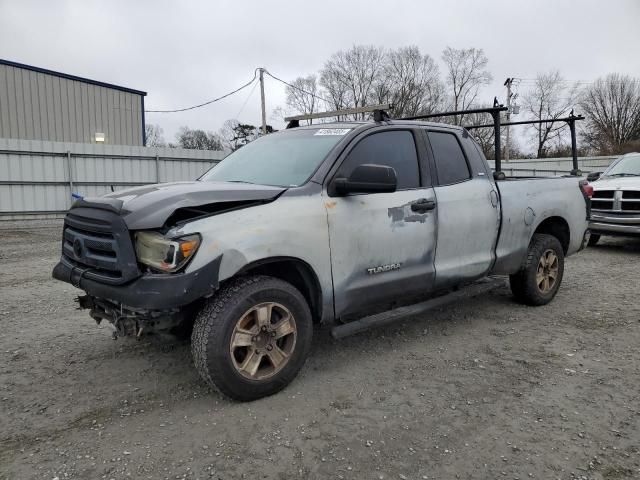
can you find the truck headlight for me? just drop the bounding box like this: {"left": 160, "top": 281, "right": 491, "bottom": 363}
{"left": 134, "top": 232, "right": 201, "bottom": 273}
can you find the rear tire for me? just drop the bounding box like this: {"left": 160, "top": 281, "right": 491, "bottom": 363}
{"left": 510, "top": 233, "right": 565, "bottom": 306}
{"left": 587, "top": 233, "right": 600, "bottom": 247}
{"left": 191, "top": 275, "right": 313, "bottom": 401}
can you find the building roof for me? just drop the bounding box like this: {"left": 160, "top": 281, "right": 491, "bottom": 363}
{"left": 0, "top": 58, "right": 147, "bottom": 96}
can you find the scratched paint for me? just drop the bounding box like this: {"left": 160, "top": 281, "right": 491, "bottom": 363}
{"left": 176, "top": 175, "right": 586, "bottom": 322}
{"left": 387, "top": 202, "right": 429, "bottom": 224}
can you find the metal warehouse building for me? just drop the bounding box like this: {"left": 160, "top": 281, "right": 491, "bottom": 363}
{"left": 0, "top": 59, "right": 146, "bottom": 146}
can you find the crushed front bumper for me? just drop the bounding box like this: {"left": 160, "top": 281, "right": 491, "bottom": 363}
{"left": 52, "top": 255, "right": 222, "bottom": 310}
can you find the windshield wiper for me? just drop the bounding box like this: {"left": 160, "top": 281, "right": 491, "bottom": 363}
{"left": 224, "top": 180, "right": 259, "bottom": 185}
{"left": 604, "top": 173, "right": 640, "bottom": 178}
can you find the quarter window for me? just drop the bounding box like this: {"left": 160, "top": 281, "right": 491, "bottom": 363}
{"left": 428, "top": 131, "right": 471, "bottom": 185}
{"left": 338, "top": 131, "right": 420, "bottom": 190}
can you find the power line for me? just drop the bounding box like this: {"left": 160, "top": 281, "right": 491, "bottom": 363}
{"left": 234, "top": 77, "right": 259, "bottom": 119}
{"left": 263, "top": 69, "right": 332, "bottom": 104}
{"left": 145, "top": 69, "right": 259, "bottom": 113}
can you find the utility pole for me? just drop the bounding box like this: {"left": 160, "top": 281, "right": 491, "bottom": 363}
{"left": 503, "top": 77, "right": 513, "bottom": 161}
{"left": 259, "top": 68, "right": 267, "bottom": 135}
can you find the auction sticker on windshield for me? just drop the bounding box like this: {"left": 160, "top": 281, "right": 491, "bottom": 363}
{"left": 314, "top": 128, "right": 351, "bottom": 136}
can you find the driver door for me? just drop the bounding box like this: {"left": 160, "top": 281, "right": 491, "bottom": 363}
{"left": 324, "top": 128, "right": 437, "bottom": 319}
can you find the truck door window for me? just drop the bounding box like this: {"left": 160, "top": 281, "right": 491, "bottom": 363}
{"left": 428, "top": 131, "right": 471, "bottom": 185}
{"left": 462, "top": 134, "right": 492, "bottom": 177}
{"left": 338, "top": 130, "right": 420, "bottom": 189}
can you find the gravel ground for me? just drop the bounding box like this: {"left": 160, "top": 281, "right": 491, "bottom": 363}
{"left": 0, "top": 224, "right": 639, "bottom": 480}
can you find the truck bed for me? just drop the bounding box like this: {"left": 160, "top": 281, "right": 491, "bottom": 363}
{"left": 490, "top": 176, "right": 589, "bottom": 275}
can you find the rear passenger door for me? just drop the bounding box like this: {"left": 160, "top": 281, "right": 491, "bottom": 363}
{"left": 425, "top": 129, "right": 500, "bottom": 288}
{"left": 325, "top": 128, "right": 437, "bottom": 319}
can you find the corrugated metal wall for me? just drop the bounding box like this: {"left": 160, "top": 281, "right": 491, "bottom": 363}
{"left": 0, "top": 61, "right": 145, "bottom": 146}
{"left": 0, "top": 138, "right": 225, "bottom": 220}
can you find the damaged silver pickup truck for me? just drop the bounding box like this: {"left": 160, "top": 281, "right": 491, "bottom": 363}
{"left": 53, "top": 111, "right": 591, "bottom": 401}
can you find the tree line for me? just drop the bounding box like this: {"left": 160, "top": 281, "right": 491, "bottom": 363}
{"left": 144, "top": 121, "right": 273, "bottom": 151}
{"left": 284, "top": 45, "right": 640, "bottom": 158}
{"left": 147, "top": 45, "right": 640, "bottom": 158}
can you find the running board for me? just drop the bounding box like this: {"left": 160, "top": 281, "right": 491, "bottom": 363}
{"left": 330, "top": 277, "right": 506, "bottom": 339}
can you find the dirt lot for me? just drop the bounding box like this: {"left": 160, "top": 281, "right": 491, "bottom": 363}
{"left": 0, "top": 224, "right": 638, "bottom": 480}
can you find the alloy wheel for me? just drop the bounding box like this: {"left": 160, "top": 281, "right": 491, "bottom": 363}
{"left": 229, "top": 302, "right": 297, "bottom": 380}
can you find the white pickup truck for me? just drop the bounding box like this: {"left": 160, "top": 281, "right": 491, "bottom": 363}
{"left": 53, "top": 117, "right": 591, "bottom": 400}
{"left": 587, "top": 152, "right": 640, "bottom": 245}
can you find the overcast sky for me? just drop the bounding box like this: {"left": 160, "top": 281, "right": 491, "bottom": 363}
{"left": 1, "top": 0, "right": 639, "bottom": 145}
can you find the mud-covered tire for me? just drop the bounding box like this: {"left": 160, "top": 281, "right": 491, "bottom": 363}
{"left": 509, "top": 233, "right": 565, "bottom": 306}
{"left": 191, "top": 275, "right": 313, "bottom": 401}
{"left": 587, "top": 233, "right": 600, "bottom": 247}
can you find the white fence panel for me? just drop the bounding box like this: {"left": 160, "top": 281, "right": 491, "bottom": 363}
{"left": 0, "top": 138, "right": 224, "bottom": 220}
{"left": 487, "top": 156, "right": 617, "bottom": 174}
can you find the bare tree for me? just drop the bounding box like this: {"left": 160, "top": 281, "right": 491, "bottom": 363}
{"left": 285, "top": 75, "right": 323, "bottom": 124}
{"left": 441, "top": 47, "right": 493, "bottom": 124}
{"left": 145, "top": 124, "right": 166, "bottom": 147}
{"left": 371, "top": 46, "right": 445, "bottom": 117}
{"left": 219, "top": 119, "right": 241, "bottom": 151}
{"left": 318, "top": 66, "right": 350, "bottom": 114}
{"left": 176, "top": 127, "right": 224, "bottom": 151}
{"left": 522, "top": 71, "right": 579, "bottom": 158}
{"left": 320, "top": 45, "right": 386, "bottom": 119}
{"left": 218, "top": 119, "right": 260, "bottom": 151}
{"left": 580, "top": 73, "right": 640, "bottom": 154}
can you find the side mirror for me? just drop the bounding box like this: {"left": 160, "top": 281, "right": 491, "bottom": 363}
{"left": 586, "top": 171, "right": 602, "bottom": 182}
{"left": 332, "top": 164, "right": 397, "bottom": 195}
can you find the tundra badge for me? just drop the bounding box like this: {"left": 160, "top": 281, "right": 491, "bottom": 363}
{"left": 367, "top": 263, "right": 402, "bottom": 275}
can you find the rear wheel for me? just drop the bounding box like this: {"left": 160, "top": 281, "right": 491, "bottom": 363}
{"left": 510, "top": 233, "right": 565, "bottom": 306}
{"left": 191, "top": 275, "right": 313, "bottom": 401}
{"left": 587, "top": 233, "right": 600, "bottom": 246}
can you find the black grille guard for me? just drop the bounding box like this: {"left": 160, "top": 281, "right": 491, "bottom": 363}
{"left": 61, "top": 207, "right": 140, "bottom": 285}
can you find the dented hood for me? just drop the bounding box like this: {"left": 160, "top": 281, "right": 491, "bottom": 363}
{"left": 72, "top": 181, "right": 286, "bottom": 229}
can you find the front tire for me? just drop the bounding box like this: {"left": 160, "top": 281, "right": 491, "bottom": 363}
{"left": 510, "top": 233, "right": 565, "bottom": 306}
{"left": 587, "top": 233, "right": 600, "bottom": 246}
{"left": 191, "top": 275, "right": 313, "bottom": 401}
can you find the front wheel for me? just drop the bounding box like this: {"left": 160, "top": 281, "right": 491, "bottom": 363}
{"left": 191, "top": 275, "right": 313, "bottom": 401}
{"left": 587, "top": 233, "right": 600, "bottom": 246}
{"left": 510, "top": 233, "right": 565, "bottom": 306}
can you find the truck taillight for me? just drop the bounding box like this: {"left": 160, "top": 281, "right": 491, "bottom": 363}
{"left": 580, "top": 181, "right": 593, "bottom": 198}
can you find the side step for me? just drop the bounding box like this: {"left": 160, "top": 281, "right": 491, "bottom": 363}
{"left": 330, "top": 277, "right": 506, "bottom": 339}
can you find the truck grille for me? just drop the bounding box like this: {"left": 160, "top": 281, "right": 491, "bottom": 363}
{"left": 61, "top": 208, "right": 140, "bottom": 285}
{"left": 591, "top": 190, "right": 640, "bottom": 213}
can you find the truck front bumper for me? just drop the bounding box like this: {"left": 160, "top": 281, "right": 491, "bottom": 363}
{"left": 589, "top": 212, "right": 640, "bottom": 237}
{"left": 52, "top": 255, "right": 222, "bottom": 311}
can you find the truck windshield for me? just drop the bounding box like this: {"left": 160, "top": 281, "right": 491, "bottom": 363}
{"left": 603, "top": 154, "right": 640, "bottom": 177}
{"left": 200, "top": 128, "right": 349, "bottom": 187}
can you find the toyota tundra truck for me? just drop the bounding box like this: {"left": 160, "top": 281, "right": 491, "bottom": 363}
{"left": 53, "top": 118, "right": 590, "bottom": 401}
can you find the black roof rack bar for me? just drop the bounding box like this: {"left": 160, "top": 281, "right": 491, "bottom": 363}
{"left": 283, "top": 99, "right": 585, "bottom": 177}
{"left": 399, "top": 105, "right": 507, "bottom": 121}
{"left": 284, "top": 104, "right": 393, "bottom": 129}
{"left": 465, "top": 112, "right": 585, "bottom": 176}
{"left": 398, "top": 100, "right": 508, "bottom": 178}
{"left": 464, "top": 114, "right": 585, "bottom": 130}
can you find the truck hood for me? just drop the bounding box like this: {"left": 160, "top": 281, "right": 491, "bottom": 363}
{"left": 72, "top": 181, "right": 286, "bottom": 229}
{"left": 592, "top": 176, "right": 640, "bottom": 191}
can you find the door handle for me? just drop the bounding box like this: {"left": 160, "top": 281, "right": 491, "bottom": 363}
{"left": 410, "top": 199, "right": 436, "bottom": 213}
